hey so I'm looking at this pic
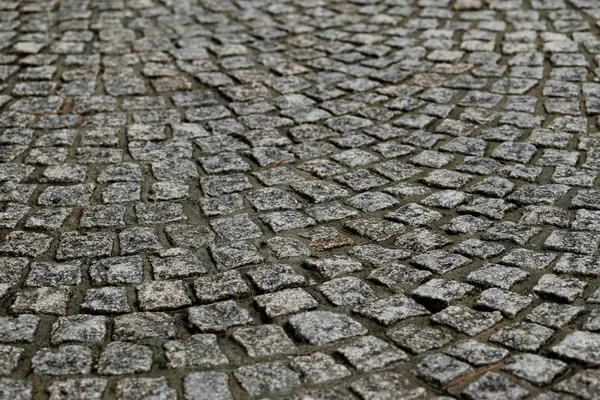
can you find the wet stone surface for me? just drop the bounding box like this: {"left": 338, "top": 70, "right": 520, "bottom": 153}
{"left": 1, "top": 0, "right": 600, "bottom": 398}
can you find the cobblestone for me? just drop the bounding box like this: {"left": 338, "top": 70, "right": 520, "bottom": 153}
{"left": 1, "top": 0, "right": 599, "bottom": 398}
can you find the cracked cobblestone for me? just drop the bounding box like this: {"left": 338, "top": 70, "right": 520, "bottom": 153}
{"left": 1, "top": 0, "right": 600, "bottom": 398}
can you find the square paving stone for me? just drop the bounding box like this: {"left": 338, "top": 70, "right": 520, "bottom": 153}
{"left": 572, "top": 189, "right": 600, "bottom": 209}
{"left": 290, "top": 352, "right": 351, "bottom": 384}
{"left": 520, "top": 205, "right": 571, "bottom": 228}
{"left": 350, "top": 371, "right": 426, "bottom": 400}
{"left": 79, "top": 205, "right": 126, "bottom": 229}
{"left": 247, "top": 264, "right": 306, "bottom": 293}
{"left": 149, "top": 182, "right": 189, "bottom": 201}
{"left": 50, "top": 314, "right": 106, "bottom": 345}
{"left": 152, "top": 160, "right": 198, "bottom": 182}
{"left": 47, "top": 378, "right": 107, "bottom": 400}
{"left": 210, "top": 213, "right": 263, "bottom": 241}
{"left": 253, "top": 166, "right": 303, "bottom": 187}
{"left": 255, "top": 288, "right": 318, "bottom": 318}
{"left": 533, "top": 274, "right": 586, "bottom": 303}
{"left": 301, "top": 227, "right": 353, "bottom": 252}
{"left": 0, "top": 315, "right": 39, "bottom": 343}
{"left": 165, "top": 224, "right": 215, "bottom": 250}
{"left": 149, "top": 248, "right": 206, "bottom": 280}
{"left": 38, "top": 184, "right": 94, "bottom": 206}
{"left": 137, "top": 280, "right": 191, "bottom": 311}
{"left": 260, "top": 211, "right": 316, "bottom": 232}
{"left": 97, "top": 163, "right": 142, "bottom": 183}
{"left": 348, "top": 244, "right": 411, "bottom": 266}
{"left": 199, "top": 152, "right": 250, "bottom": 174}
{"left": 337, "top": 335, "right": 407, "bottom": 372}
{"left": 188, "top": 300, "right": 253, "bottom": 333}
{"left": 463, "top": 372, "right": 529, "bottom": 400}
{"left": 476, "top": 288, "right": 533, "bottom": 318}
{"left": 386, "top": 203, "right": 442, "bottom": 226}
{"left": 457, "top": 156, "right": 503, "bottom": 175}
{"left": 366, "top": 255, "right": 431, "bottom": 284}
{"left": 81, "top": 287, "right": 130, "bottom": 314}
{"left": 25, "top": 261, "right": 82, "bottom": 287}
{"left": 411, "top": 150, "right": 454, "bottom": 168}
{"left": 0, "top": 231, "right": 52, "bottom": 258}
{"left": 508, "top": 184, "right": 570, "bottom": 206}
{"left": 492, "top": 141, "right": 538, "bottom": 163}
{"left": 305, "top": 201, "right": 358, "bottom": 223}
{"left": 467, "top": 264, "right": 529, "bottom": 290}
{"left": 232, "top": 325, "right": 297, "bottom": 358}
{"left": 526, "top": 303, "right": 585, "bottom": 329}
{"left": 346, "top": 192, "right": 398, "bottom": 212}
{"left": 183, "top": 372, "right": 234, "bottom": 400}
{"left": 501, "top": 248, "right": 557, "bottom": 270}
{"left": 453, "top": 239, "right": 505, "bottom": 260}
{"left": 0, "top": 204, "right": 29, "bottom": 229}
{"left": 246, "top": 188, "right": 301, "bottom": 212}
{"left": 344, "top": 217, "right": 406, "bottom": 242}
{"left": 553, "top": 369, "right": 600, "bottom": 399}
{"left": 234, "top": 362, "right": 300, "bottom": 397}
{"left": 333, "top": 169, "right": 389, "bottom": 192}
{"left": 458, "top": 197, "right": 515, "bottom": 220}
{"left": 32, "top": 345, "right": 92, "bottom": 376}
{"left": 373, "top": 160, "right": 422, "bottom": 181}
{"left": 56, "top": 232, "right": 113, "bottom": 260}
{"left": 303, "top": 256, "right": 363, "bottom": 279}
{"left": 210, "top": 241, "right": 264, "bottom": 271}
{"left": 288, "top": 310, "right": 367, "bottom": 345}
{"left": 119, "top": 227, "right": 161, "bottom": 255}
{"left": 421, "top": 190, "right": 471, "bottom": 209}
{"left": 490, "top": 322, "right": 555, "bottom": 351}
{"left": 412, "top": 279, "right": 475, "bottom": 310}
{"left": 584, "top": 308, "right": 600, "bottom": 331}
{"left": 12, "top": 287, "right": 70, "bottom": 316}
{"left": 0, "top": 345, "right": 23, "bottom": 375}
{"left": 112, "top": 312, "right": 176, "bottom": 342}
{"left": 115, "top": 377, "right": 176, "bottom": 400}
{"left": 572, "top": 209, "right": 600, "bottom": 231}
{"left": 354, "top": 294, "right": 431, "bottom": 326}
{"left": 264, "top": 236, "right": 311, "bottom": 259}
{"left": 291, "top": 180, "right": 349, "bottom": 203}
{"left": 193, "top": 271, "right": 251, "bottom": 304}
{"left": 25, "top": 208, "right": 71, "bottom": 230}
{"left": 412, "top": 354, "right": 474, "bottom": 387}
{"left": 444, "top": 340, "right": 509, "bottom": 367}
{"left": 135, "top": 203, "right": 186, "bottom": 225}
{"left": 421, "top": 169, "right": 474, "bottom": 189}
{"left": 89, "top": 256, "right": 143, "bottom": 285}
{"left": 200, "top": 194, "right": 244, "bottom": 217}
{"left": 551, "top": 331, "right": 600, "bottom": 364}
{"left": 102, "top": 183, "right": 140, "bottom": 204}
{"left": 502, "top": 354, "right": 568, "bottom": 386}
{"left": 164, "top": 334, "right": 228, "bottom": 369}
{"left": 387, "top": 324, "right": 452, "bottom": 354}
{"left": 0, "top": 182, "right": 36, "bottom": 203}
{"left": 431, "top": 306, "right": 503, "bottom": 336}
{"left": 200, "top": 174, "right": 252, "bottom": 197}
{"left": 411, "top": 250, "right": 471, "bottom": 274}
{"left": 318, "top": 277, "right": 376, "bottom": 306}
{"left": 483, "top": 222, "right": 540, "bottom": 245}
{"left": 394, "top": 229, "right": 452, "bottom": 254}
{"left": 544, "top": 230, "right": 600, "bottom": 255}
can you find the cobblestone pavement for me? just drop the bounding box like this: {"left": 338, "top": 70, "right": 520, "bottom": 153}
{"left": 1, "top": 0, "right": 600, "bottom": 399}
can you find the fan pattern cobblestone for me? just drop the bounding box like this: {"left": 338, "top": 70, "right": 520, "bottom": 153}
{"left": 0, "top": 0, "right": 599, "bottom": 399}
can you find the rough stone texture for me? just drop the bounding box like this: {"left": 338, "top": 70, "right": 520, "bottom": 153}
{"left": 0, "top": 1, "right": 597, "bottom": 397}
